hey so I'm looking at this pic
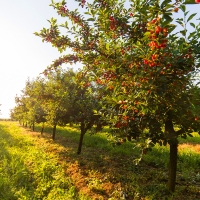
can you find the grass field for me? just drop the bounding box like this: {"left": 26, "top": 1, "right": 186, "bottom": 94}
{"left": 0, "top": 121, "right": 200, "bottom": 199}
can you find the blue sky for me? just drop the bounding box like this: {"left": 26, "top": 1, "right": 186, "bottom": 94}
{"left": 0, "top": 0, "right": 199, "bottom": 118}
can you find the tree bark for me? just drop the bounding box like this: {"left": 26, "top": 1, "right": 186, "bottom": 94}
{"left": 41, "top": 122, "right": 44, "bottom": 135}
{"left": 77, "top": 132, "right": 85, "bottom": 154}
{"left": 77, "top": 121, "right": 86, "bottom": 154}
{"left": 168, "top": 141, "right": 178, "bottom": 192}
{"left": 165, "top": 113, "right": 178, "bottom": 193}
{"left": 77, "top": 120, "right": 94, "bottom": 154}
{"left": 52, "top": 124, "right": 56, "bottom": 140}
{"left": 32, "top": 122, "right": 35, "bottom": 131}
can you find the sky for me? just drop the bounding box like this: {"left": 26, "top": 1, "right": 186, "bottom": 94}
{"left": 0, "top": 0, "right": 80, "bottom": 118}
{"left": 0, "top": 0, "right": 199, "bottom": 119}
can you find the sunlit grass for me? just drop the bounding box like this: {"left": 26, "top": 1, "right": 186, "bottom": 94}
{"left": 1, "top": 121, "right": 200, "bottom": 199}
{"left": 0, "top": 121, "right": 90, "bottom": 200}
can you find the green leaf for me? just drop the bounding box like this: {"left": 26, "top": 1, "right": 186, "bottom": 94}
{"left": 181, "top": 134, "right": 187, "bottom": 139}
{"left": 168, "top": 25, "right": 176, "bottom": 33}
{"left": 184, "top": 11, "right": 189, "bottom": 16}
{"left": 163, "top": 140, "right": 167, "bottom": 146}
{"left": 93, "top": 110, "right": 98, "bottom": 114}
{"left": 187, "top": 133, "right": 193, "bottom": 137}
{"left": 161, "top": 20, "right": 171, "bottom": 27}
{"left": 184, "top": 0, "right": 196, "bottom": 4}
{"left": 179, "top": 4, "right": 186, "bottom": 13}
{"left": 161, "top": 0, "right": 172, "bottom": 9}
{"left": 180, "top": 30, "right": 186, "bottom": 36}
{"left": 87, "top": 18, "right": 95, "bottom": 21}
{"left": 187, "top": 13, "right": 197, "bottom": 22}
{"left": 34, "top": 32, "right": 39, "bottom": 36}
{"left": 190, "top": 22, "right": 196, "bottom": 29}
{"left": 188, "top": 32, "right": 196, "bottom": 40}
{"left": 106, "top": 43, "right": 109, "bottom": 51}
{"left": 176, "top": 18, "right": 184, "bottom": 27}
{"left": 163, "top": 14, "right": 173, "bottom": 22}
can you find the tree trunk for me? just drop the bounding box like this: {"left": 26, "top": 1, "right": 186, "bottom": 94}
{"left": 165, "top": 113, "right": 178, "bottom": 193}
{"left": 168, "top": 141, "right": 178, "bottom": 192}
{"left": 41, "top": 122, "right": 44, "bottom": 135}
{"left": 32, "top": 122, "right": 35, "bottom": 131}
{"left": 77, "top": 122, "right": 86, "bottom": 154}
{"left": 52, "top": 124, "right": 56, "bottom": 140}
{"left": 77, "top": 132, "right": 85, "bottom": 154}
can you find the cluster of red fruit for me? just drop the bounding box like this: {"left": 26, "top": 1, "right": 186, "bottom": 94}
{"left": 52, "top": 55, "right": 79, "bottom": 69}
{"left": 102, "top": 70, "right": 117, "bottom": 82}
{"left": 83, "top": 82, "right": 90, "bottom": 88}
{"left": 109, "top": 16, "right": 128, "bottom": 34}
{"left": 147, "top": 18, "right": 168, "bottom": 50}
{"left": 70, "top": 14, "right": 83, "bottom": 25}
{"left": 59, "top": 5, "right": 68, "bottom": 14}
{"left": 141, "top": 18, "right": 169, "bottom": 68}
{"left": 45, "top": 29, "right": 56, "bottom": 43}
{"left": 109, "top": 16, "right": 118, "bottom": 30}
{"left": 115, "top": 121, "right": 128, "bottom": 128}
{"left": 55, "top": 37, "right": 68, "bottom": 48}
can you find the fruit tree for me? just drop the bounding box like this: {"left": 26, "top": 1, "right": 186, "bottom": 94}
{"left": 35, "top": 0, "right": 200, "bottom": 192}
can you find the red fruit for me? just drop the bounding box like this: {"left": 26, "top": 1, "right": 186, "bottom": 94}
{"left": 110, "top": 16, "right": 114, "bottom": 21}
{"left": 130, "top": 13, "right": 134, "bottom": 17}
{"left": 163, "top": 28, "right": 168, "bottom": 37}
{"left": 163, "top": 28, "right": 168, "bottom": 33}
{"left": 150, "top": 62, "right": 156, "bottom": 67}
{"left": 160, "top": 43, "right": 167, "bottom": 48}
{"left": 151, "top": 19, "right": 157, "bottom": 24}
{"left": 152, "top": 54, "right": 158, "bottom": 61}
{"left": 143, "top": 59, "right": 149, "bottom": 65}
{"left": 195, "top": 0, "right": 200, "bottom": 3}
{"left": 155, "top": 26, "right": 162, "bottom": 34}
{"left": 174, "top": 7, "right": 179, "bottom": 12}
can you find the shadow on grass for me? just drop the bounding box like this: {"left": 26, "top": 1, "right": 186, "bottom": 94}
{"left": 21, "top": 123, "right": 200, "bottom": 200}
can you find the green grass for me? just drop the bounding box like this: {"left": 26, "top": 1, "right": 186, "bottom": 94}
{"left": 0, "top": 122, "right": 91, "bottom": 200}
{"left": 34, "top": 123, "right": 200, "bottom": 198}
{"left": 1, "top": 121, "right": 200, "bottom": 199}
{"left": 179, "top": 132, "right": 200, "bottom": 143}
{"left": 33, "top": 124, "right": 139, "bottom": 157}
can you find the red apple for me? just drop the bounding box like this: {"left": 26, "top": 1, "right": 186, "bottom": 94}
{"left": 195, "top": 0, "right": 200, "bottom": 3}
